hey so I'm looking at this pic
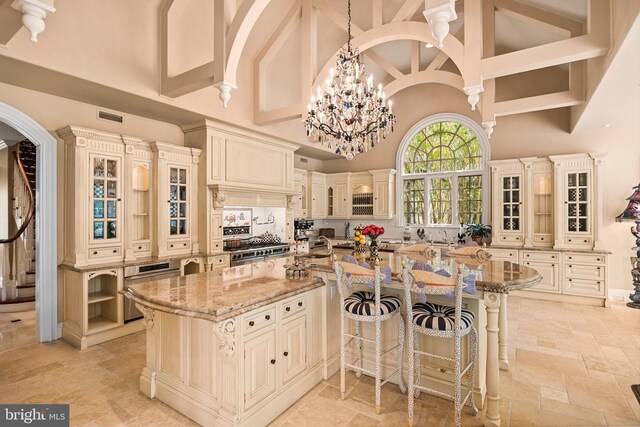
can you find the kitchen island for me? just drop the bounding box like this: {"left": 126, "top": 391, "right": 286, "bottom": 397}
{"left": 124, "top": 257, "right": 326, "bottom": 427}
{"left": 125, "top": 250, "right": 541, "bottom": 427}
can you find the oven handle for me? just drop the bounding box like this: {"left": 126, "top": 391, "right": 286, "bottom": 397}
{"left": 125, "top": 269, "right": 181, "bottom": 283}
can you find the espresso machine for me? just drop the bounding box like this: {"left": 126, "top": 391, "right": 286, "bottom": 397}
{"left": 294, "top": 219, "right": 314, "bottom": 241}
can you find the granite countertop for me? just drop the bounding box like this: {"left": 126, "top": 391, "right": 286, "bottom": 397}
{"left": 123, "top": 257, "right": 324, "bottom": 322}
{"left": 59, "top": 253, "right": 225, "bottom": 272}
{"left": 306, "top": 248, "right": 542, "bottom": 294}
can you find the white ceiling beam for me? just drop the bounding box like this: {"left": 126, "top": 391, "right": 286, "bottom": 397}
{"left": 163, "top": 62, "right": 216, "bottom": 98}
{"left": 481, "top": 0, "right": 496, "bottom": 121}
{"left": 480, "top": 34, "right": 608, "bottom": 79}
{"left": 384, "top": 70, "right": 464, "bottom": 98}
{"left": 254, "top": 104, "right": 304, "bottom": 126}
{"left": 493, "top": 0, "right": 583, "bottom": 38}
{"left": 301, "top": 0, "right": 317, "bottom": 100}
{"left": 392, "top": 0, "right": 423, "bottom": 23}
{"left": 425, "top": 27, "right": 463, "bottom": 72}
{"left": 0, "top": 0, "right": 23, "bottom": 45}
{"left": 364, "top": 49, "right": 404, "bottom": 80}
{"left": 312, "top": 0, "right": 363, "bottom": 36}
{"left": 411, "top": 41, "right": 421, "bottom": 74}
{"left": 372, "top": 0, "right": 383, "bottom": 27}
{"left": 463, "top": 0, "right": 483, "bottom": 87}
{"left": 493, "top": 91, "right": 582, "bottom": 116}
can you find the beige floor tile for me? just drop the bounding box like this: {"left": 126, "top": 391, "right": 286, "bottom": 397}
{"left": 510, "top": 401, "right": 602, "bottom": 425}
{"left": 604, "top": 412, "right": 640, "bottom": 427}
{"left": 512, "top": 361, "right": 566, "bottom": 391}
{"left": 540, "top": 386, "right": 569, "bottom": 403}
{"left": 565, "top": 373, "right": 636, "bottom": 420}
{"left": 583, "top": 354, "right": 638, "bottom": 378}
{"left": 515, "top": 348, "right": 588, "bottom": 376}
{"left": 556, "top": 334, "right": 605, "bottom": 357}
{"left": 539, "top": 397, "right": 606, "bottom": 425}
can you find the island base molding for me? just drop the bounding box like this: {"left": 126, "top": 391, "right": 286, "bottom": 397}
{"left": 140, "top": 363, "right": 324, "bottom": 427}
{"left": 61, "top": 319, "right": 145, "bottom": 350}
{"left": 509, "top": 289, "right": 608, "bottom": 307}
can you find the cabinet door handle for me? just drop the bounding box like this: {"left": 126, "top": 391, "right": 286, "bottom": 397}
{"left": 596, "top": 258, "right": 601, "bottom": 262}
{"left": 285, "top": 307, "right": 291, "bottom": 312}
{"left": 283, "top": 352, "right": 288, "bottom": 357}
{"left": 270, "top": 359, "right": 276, "bottom": 364}
{"left": 298, "top": 301, "right": 303, "bottom": 307}
{"left": 112, "top": 249, "right": 117, "bottom": 254}
{"left": 597, "top": 281, "right": 601, "bottom": 284}
{"left": 265, "top": 315, "right": 271, "bottom": 320}
{"left": 117, "top": 198, "right": 121, "bottom": 202}
{"left": 92, "top": 251, "right": 98, "bottom": 255}
{"left": 569, "top": 265, "right": 572, "bottom": 267}
{"left": 138, "top": 246, "right": 142, "bottom": 250}
{"left": 568, "top": 278, "right": 572, "bottom": 282}
{"left": 249, "top": 321, "right": 254, "bottom": 326}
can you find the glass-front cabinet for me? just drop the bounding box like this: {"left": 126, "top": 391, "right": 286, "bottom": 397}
{"left": 90, "top": 155, "right": 121, "bottom": 244}
{"left": 489, "top": 159, "right": 526, "bottom": 247}
{"left": 565, "top": 171, "right": 590, "bottom": 234}
{"left": 153, "top": 142, "right": 201, "bottom": 258}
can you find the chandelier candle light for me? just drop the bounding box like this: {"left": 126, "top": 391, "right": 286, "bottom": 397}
{"left": 305, "top": 0, "right": 395, "bottom": 160}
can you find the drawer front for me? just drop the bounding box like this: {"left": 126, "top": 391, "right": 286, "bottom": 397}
{"left": 212, "top": 254, "right": 230, "bottom": 268}
{"left": 564, "top": 263, "right": 605, "bottom": 280}
{"left": 281, "top": 294, "right": 307, "bottom": 320}
{"left": 211, "top": 240, "right": 223, "bottom": 252}
{"left": 487, "top": 248, "right": 519, "bottom": 262}
{"left": 521, "top": 251, "right": 558, "bottom": 262}
{"left": 89, "top": 246, "right": 122, "bottom": 259}
{"left": 167, "top": 239, "right": 191, "bottom": 251}
{"left": 497, "top": 234, "right": 523, "bottom": 244}
{"left": 133, "top": 242, "right": 150, "bottom": 253}
{"left": 563, "top": 253, "right": 605, "bottom": 265}
{"left": 564, "top": 278, "right": 605, "bottom": 297}
{"left": 533, "top": 234, "right": 552, "bottom": 245}
{"left": 522, "top": 260, "right": 560, "bottom": 293}
{"left": 244, "top": 306, "right": 277, "bottom": 335}
{"left": 564, "top": 236, "right": 592, "bottom": 246}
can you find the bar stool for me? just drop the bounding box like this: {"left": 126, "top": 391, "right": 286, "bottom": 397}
{"left": 334, "top": 260, "right": 406, "bottom": 414}
{"left": 401, "top": 262, "right": 478, "bottom": 427}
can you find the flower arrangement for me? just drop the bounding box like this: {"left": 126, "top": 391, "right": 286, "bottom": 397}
{"left": 465, "top": 223, "right": 492, "bottom": 245}
{"left": 362, "top": 224, "right": 385, "bottom": 242}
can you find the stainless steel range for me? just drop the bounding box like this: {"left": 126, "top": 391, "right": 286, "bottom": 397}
{"left": 224, "top": 242, "right": 290, "bottom": 265}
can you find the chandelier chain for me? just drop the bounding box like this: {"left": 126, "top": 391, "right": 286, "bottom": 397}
{"left": 347, "top": 0, "right": 351, "bottom": 51}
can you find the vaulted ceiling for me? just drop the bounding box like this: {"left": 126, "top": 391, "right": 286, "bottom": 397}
{"left": 158, "top": 0, "right": 615, "bottom": 139}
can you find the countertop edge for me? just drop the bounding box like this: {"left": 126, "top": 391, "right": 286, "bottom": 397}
{"left": 123, "top": 277, "right": 326, "bottom": 322}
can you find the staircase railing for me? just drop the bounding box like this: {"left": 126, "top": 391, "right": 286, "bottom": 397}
{"left": 0, "top": 152, "right": 35, "bottom": 301}
{"left": 0, "top": 151, "right": 35, "bottom": 245}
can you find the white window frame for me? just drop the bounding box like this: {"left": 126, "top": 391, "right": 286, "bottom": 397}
{"left": 395, "top": 113, "right": 491, "bottom": 229}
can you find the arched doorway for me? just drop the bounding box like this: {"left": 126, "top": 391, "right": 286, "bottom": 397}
{"left": 0, "top": 101, "right": 58, "bottom": 342}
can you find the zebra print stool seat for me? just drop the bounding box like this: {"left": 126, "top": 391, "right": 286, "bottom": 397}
{"left": 412, "top": 302, "right": 474, "bottom": 331}
{"left": 344, "top": 291, "right": 401, "bottom": 316}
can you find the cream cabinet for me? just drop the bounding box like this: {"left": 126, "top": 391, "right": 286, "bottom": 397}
{"left": 527, "top": 159, "right": 553, "bottom": 248}
{"left": 370, "top": 169, "right": 396, "bottom": 220}
{"left": 488, "top": 160, "right": 525, "bottom": 247}
{"left": 293, "top": 169, "right": 308, "bottom": 219}
{"left": 350, "top": 172, "right": 374, "bottom": 217}
{"left": 327, "top": 173, "right": 350, "bottom": 219}
{"left": 281, "top": 315, "right": 307, "bottom": 385}
{"left": 520, "top": 251, "right": 560, "bottom": 293}
{"left": 243, "top": 328, "right": 278, "bottom": 410}
{"left": 307, "top": 172, "right": 327, "bottom": 219}
{"left": 549, "top": 153, "right": 606, "bottom": 251}
{"left": 152, "top": 142, "right": 201, "bottom": 258}
{"left": 58, "top": 126, "right": 127, "bottom": 267}
{"left": 123, "top": 137, "right": 154, "bottom": 261}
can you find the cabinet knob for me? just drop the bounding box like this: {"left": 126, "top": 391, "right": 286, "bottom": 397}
{"left": 286, "top": 307, "right": 291, "bottom": 312}
{"left": 283, "top": 352, "right": 288, "bottom": 357}
{"left": 249, "top": 321, "right": 254, "bottom": 326}
{"left": 298, "top": 301, "right": 303, "bottom": 307}
{"left": 117, "top": 198, "right": 121, "bottom": 202}
{"left": 597, "top": 281, "right": 601, "bottom": 284}
{"left": 265, "top": 314, "right": 271, "bottom": 320}
{"left": 569, "top": 265, "right": 572, "bottom": 268}
{"left": 112, "top": 250, "right": 117, "bottom": 254}
{"left": 93, "top": 251, "right": 98, "bottom": 255}
{"left": 270, "top": 359, "right": 276, "bottom": 364}
{"left": 597, "top": 258, "right": 601, "bottom": 262}
{"left": 138, "top": 246, "right": 142, "bottom": 250}
{"left": 568, "top": 278, "right": 572, "bottom": 282}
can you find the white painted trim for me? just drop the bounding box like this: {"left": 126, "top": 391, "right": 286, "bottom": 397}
{"left": 608, "top": 288, "right": 629, "bottom": 302}
{"left": 0, "top": 101, "right": 58, "bottom": 342}
{"left": 394, "top": 113, "right": 492, "bottom": 229}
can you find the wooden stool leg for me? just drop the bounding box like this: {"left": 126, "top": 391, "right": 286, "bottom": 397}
{"left": 340, "top": 312, "right": 346, "bottom": 400}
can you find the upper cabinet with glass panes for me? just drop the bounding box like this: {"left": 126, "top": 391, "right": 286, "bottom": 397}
{"left": 57, "top": 126, "right": 127, "bottom": 267}
{"left": 91, "top": 156, "right": 121, "bottom": 243}
{"left": 488, "top": 159, "right": 526, "bottom": 247}
{"left": 550, "top": 153, "right": 606, "bottom": 251}
{"left": 152, "top": 142, "right": 201, "bottom": 258}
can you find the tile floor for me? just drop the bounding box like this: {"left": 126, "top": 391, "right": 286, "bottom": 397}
{"left": 1, "top": 296, "right": 639, "bottom": 426}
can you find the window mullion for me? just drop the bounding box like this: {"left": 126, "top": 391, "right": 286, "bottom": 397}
{"left": 452, "top": 175, "right": 459, "bottom": 226}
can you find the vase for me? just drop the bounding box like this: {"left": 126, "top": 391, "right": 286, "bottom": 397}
{"left": 366, "top": 237, "right": 382, "bottom": 263}
{"left": 353, "top": 246, "right": 367, "bottom": 262}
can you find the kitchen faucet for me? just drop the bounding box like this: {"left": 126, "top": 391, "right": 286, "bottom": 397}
{"left": 440, "top": 229, "right": 448, "bottom": 243}
{"left": 318, "top": 235, "right": 333, "bottom": 254}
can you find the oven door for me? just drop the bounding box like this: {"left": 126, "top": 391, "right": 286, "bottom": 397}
{"left": 124, "top": 269, "right": 181, "bottom": 323}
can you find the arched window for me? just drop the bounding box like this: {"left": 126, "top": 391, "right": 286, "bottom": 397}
{"left": 396, "top": 114, "right": 490, "bottom": 227}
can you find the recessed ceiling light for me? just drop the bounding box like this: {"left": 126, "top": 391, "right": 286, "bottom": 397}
{"left": 603, "top": 124, "right": 611, "bottom": 128}
{"left": 425, "top": 43, "right": 434, "bottom": 48}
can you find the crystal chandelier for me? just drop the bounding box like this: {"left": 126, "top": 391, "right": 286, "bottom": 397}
{"left": 304, "top": 0, "right": 395, "bottom": 160}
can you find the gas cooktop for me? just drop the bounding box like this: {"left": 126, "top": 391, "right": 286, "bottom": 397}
{"left": 224, "top": 242, "right": 289, "bottom": 252}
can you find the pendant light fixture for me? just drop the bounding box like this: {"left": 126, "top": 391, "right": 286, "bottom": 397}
{"left": 304, "top": 0, "right": 395, "bottom": 160}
